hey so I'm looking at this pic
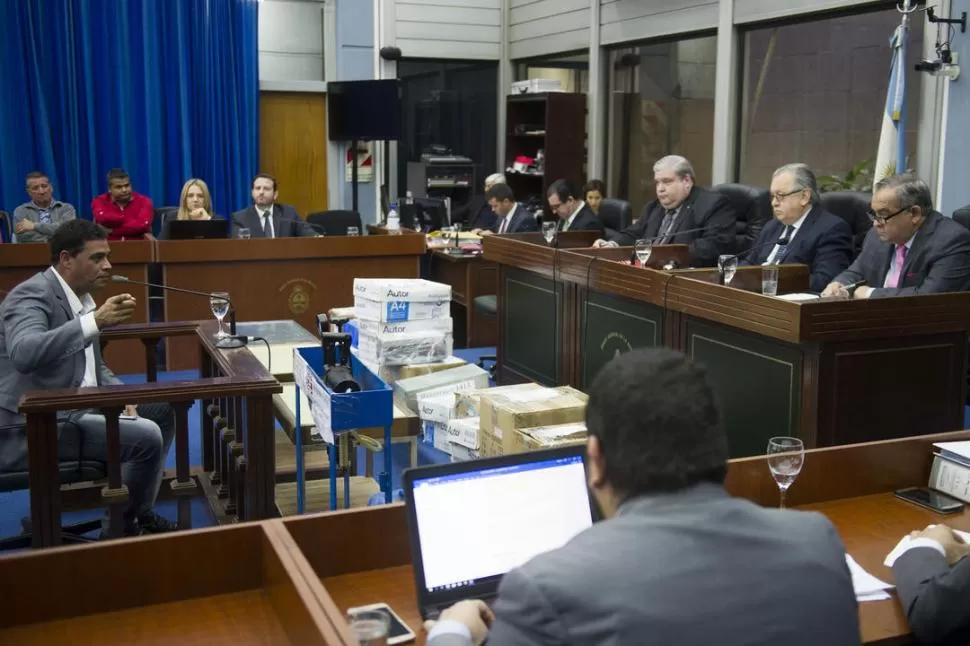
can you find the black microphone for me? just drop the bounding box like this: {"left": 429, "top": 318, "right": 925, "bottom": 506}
{"left": 736, "top": 232, "right": 791, "bottom": 263}
{"left": 111, "top": 275, "right": 244, "bottom": 349}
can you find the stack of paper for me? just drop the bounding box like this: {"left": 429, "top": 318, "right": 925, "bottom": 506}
{"left": 845, "top": 554, "right": 894, "bottom": 602}
{"left": 884, "top": 528, "right": 970, "bottom": 567}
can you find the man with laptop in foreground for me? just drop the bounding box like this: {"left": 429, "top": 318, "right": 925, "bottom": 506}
{"left": 420, "top": 349, "right": 858, "bottom": 645}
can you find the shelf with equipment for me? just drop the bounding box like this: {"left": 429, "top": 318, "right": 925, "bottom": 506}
{"left": 505, "top": 92, "right": 586, "bottom": 219}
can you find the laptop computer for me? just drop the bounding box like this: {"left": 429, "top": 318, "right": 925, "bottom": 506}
{"left": 403, "top": 445, "right": 596, "bottom": 620}
{"left": 167, "top": 219, "right": 228, "bottom": 240}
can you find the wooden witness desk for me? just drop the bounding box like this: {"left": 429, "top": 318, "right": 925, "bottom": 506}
{"left": 483, "top": 234, "right": 970, "bottom": 456}
{"left": 272, "top": 430, "right": 970, "bottom": 646}
{"left": 156, "top": 236, "right": 426, "bottom": 370}
{"left": 0, "top": 522, "right": 346, "bottom": 645}
{"left": 0, "top": 240, "right": 153, "bottom": 374}
{"left": 428, "top": 248, "right": 498, "bottom": 348}
{"left": 19, "top": 320, "right": 281, "bottom": 547}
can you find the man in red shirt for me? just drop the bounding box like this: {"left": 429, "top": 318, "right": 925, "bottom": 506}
{"left": 91, "top": 168, "right": 154, "bottom": 240}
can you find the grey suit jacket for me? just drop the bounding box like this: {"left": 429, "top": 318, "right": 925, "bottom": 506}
{"left": 833, "top": 210, "right": 970, "bottom": 297}
{"left": 0, "top": 268, "right": 121, "bottom": 470}
{"left": 231, "top": 204, "right": 315, "bottom": 238}
{"left": 12, "top": 200, "right": 77, "bottom": 243}
{"left": 893, "top": 546, "right": 970, "bottom": 644}
{"left": 493, "top": 204, "right": 538, "bottom": 234}
{"left": 430, "top": 483, "right": 859, "bottom": 646}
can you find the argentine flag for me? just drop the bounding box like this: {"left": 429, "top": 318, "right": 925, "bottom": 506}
{"left": 874, "top": 19, "right": 909, "bottom": 187}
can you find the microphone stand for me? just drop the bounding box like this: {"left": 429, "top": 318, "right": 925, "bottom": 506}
{"left": 112, "top": 276, "right": 244, "bottom": 349}
{"left": 718, "top": 233, "right": 791, "bottom": 286}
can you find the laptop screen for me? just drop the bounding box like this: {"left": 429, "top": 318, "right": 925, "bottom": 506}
{"left": 410, "top": 453, "right": 593, "bottom": 595}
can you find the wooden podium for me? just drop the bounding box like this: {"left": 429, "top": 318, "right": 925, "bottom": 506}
{"left": 483, "top": 235, "right": 970, "bottom": 456}
{"left": 157, "top": 236, "right": 426, "bottom": 370}
{"left": 0, "top": 240, "right": 152, "bottom": 374}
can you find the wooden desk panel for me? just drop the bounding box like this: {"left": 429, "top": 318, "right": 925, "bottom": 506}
{"left": 429, "top": 251, "right": 497, "bottom": 349}
{"left": 0, "top": 522, "right": 341, "bottom": 644}
{"left": 158, "top": 237, "right": 424, "bottom": 370}
{"left": 0, "top": 240, "right": 152, "bottom": 375}
{"left": 325, "top": 566, "right": 426, "bottom": 645}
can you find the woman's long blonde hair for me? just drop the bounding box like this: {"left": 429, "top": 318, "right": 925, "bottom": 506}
{"left": 176, "top": 178, "right": 213, "bottom": 220}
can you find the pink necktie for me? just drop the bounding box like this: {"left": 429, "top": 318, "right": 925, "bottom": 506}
{"left": 499, "top": 216, "right": 508, "bottom": 234}
{"left": 886, "top": 245, "right": 907, "bottom": 288}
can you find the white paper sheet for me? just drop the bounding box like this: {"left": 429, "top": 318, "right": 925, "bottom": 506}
{"left": 884, "top": 529, "right": 970, "bottom": 567}
{"left": 845, "top": 554, "right": 894, "bottom": 602}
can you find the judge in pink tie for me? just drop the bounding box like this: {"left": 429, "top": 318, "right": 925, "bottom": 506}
{"left": 822, "top": 173, "right": 970, "bottom": 299}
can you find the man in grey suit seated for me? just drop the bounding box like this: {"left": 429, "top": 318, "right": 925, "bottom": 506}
{"left": 0, "top": 220, "right": 176, "bottom": 536}
{"left": 426, "top": 348, "right": 859, "bottom": 646}
{"left": 473, "top": 183, "right": 538, "bottom": 236}
{"left": 821, "top": 173, "right": 970, "bottom": 299}
{"left": 892, "top": 523, "right": 970, "bottom": 644}
{"left": 231, "top": 173, "right": 316, "bottom": 238}
{"left": 12, "top": 171, "right": 77, "bottom": 243}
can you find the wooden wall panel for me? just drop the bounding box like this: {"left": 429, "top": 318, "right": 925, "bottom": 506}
{"left": 258, "top": 92, "right": 329, "bottom": 218}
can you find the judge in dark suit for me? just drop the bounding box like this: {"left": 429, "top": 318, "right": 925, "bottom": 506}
{"left": 426, "top": 349, "right": 859, "bottom": 646}
{"left": 475, "top": 183, "right": 538, "bottom": 236}
{"left": 593, "top": 155, "right": 736, "bottom": 267}
{"left": 822, "top": 174, "right": 970, "bottom": 299}
{"left": 231, "top": 174, "right": 316, "bottom": 238}
{"left": 744, "top": 164, "right": 852, "bottom": 292}
{"left": 892, "top": 523, "right": 970, "bottom": 644}
{"left": 546, "top": 179, "right": 604, "bottom": 236}
{"left": 453, "top": 173, "right": 505, "bottom": 231}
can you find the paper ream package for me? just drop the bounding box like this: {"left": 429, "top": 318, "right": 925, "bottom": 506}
{"left": 353, "top": 279, "right": 451, "bottom": 322}
{"left": 450, "top": 443, "right": 480, "bottom": 462}
{"left": 352, "top": 349, "right": 465, "bottom": 385}
{"left": 422, "top": 420, "right": 456, "bottom": 455}
{"left": 394, "top": 364, "right": 490, "bottom": 410}
{"left": 356, "top": 317, "right": 453, "bottom": 336}
{"left": 448, "top": 417, "right": 481, "bottom": 450}
{"left": 356, "top": 329, "right": 454, "bottom": 366}
{"left": 510, "top": 422, "right": 588, "bottom": 454}
{"left": 416, "top": 393, "right": 455, "bottom": 425}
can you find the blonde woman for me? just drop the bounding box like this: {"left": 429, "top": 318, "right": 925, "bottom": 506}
{"left": 160, "top": 178, "right": 224, "bottom": 239}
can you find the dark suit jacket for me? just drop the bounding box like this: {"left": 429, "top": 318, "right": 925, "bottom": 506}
{"left": 558, "top": 203, "right": 604, "bottom": 236}
{"left": 493, "top": 203, "right": 538, "bottom": 234}
{"left": 745, "top": 207, "right": 853, "bottom": 293}
{"left": 428, "top": 484, "right": 859, "bottom": 646}
{"left": 0, "top": 269, "right": 122, "bottom": 470}
{"left": 610, "top": 186, "right": 737, "bottom": 267}
{"left": 456, "top": 196, "right": 498, "bottom": 231}
{"left": 231, "top": 204, "right": 315, "bottom": 238}
{"left": 893, "top": 546, "right": 970, "bottom": 644}
{"left": 159, "top": 212, "right": 226, "bottom": 240}
{"left": 833, "top": 210, "right": 970, "bottom": 297}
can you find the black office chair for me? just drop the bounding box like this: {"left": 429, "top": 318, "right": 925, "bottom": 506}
{"left": 952, "top": 205, "right": 970, "bottom": 231}
{"left": 820, "top": 191, "right": 873, "bottom": 256}
{"left": 472, "top": 295, "right": 497, "bottom": 378}
{"left": 710, "top": 184, "right": 771, "bottom": 253}
{"left": 307, "top": 210, "right": 363, "bottom": 236}
{"left": 0, "top": 423, "right": 105, "bottom": 550}
{"left": 598, "top": 199, "right": 633, "bottom": 239}
{"left": 153, "top": 206, "right": 178, "bottom": 238}
{"left": 0, "top": 210, "right": 11, "bottom": 243}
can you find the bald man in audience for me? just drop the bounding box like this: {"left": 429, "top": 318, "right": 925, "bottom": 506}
{"left": 822, "top": 174, "right": 970, "bottom": 299}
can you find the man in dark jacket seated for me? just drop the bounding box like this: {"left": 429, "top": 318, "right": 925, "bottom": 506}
{"left": 743, "top": 163, "right": 852, "bottom": 292}
{"left": 592, "top": 155, "right": 736, "bottom": 267}
{"left": 453, "top": 173, "right": 505, "bottom": 231}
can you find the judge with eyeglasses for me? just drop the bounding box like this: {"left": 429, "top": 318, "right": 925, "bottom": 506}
{"left": 821, "top": 174, "right": 970, "bottom": 299}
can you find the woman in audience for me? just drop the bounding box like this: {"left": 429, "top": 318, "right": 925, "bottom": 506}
{"left": 160, "top": 178, "right": 222, "bottom": 239}
{"left": 584, "top": 179, "right": 606, "bottom": 215}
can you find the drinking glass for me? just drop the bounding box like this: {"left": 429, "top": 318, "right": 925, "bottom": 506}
{"left": 209, "top": 291, "right": 230, "bottom": 339}
{"left": 718, "top": 254, "right": 738, "bottom": 285}
{"left": 237, "top": 228, "right": 251, "bottom": 240}
{"left": 347, "top": 226, "right": 360, "bottom": 237}
{"left": 766, "top": 436, "right": 805, "bottom": 509}
{"left": 634, "top": 239, "right": 652, "bottom": 267}
{"left": 541, "top": 221, "right": 557, "bottom": 244}
{"left": 761, "top": 264, "right": 779, "bottom": 296}
{"left": 348, "top": 609, "right": 390, "bottom": 646}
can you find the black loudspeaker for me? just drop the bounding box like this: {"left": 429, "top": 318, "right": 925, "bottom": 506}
{"left": 380, "top": 46, "right": 402, "bottom": 61}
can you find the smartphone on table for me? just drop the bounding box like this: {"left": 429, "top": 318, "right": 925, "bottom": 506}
{"left": 894, "top": 487, "right": 965, "bottom": 514}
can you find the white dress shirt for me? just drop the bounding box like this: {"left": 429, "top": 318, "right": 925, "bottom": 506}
{"left": 881, "top": 232, "right": 917, "bottom": 288}
{"left": 52, "top": 268, "right": 99, "bottom": 387}
{"left": 766, "top": 207, "right": 811, "bottom": 264}
{"left": 563, "top": 201, "right": 586, "bottom": 231}
{"left": 498, "top": 203, "right": 518, "bottom": 234}
{"left": 257, "top": 206, "right": 275, "bottom": 238}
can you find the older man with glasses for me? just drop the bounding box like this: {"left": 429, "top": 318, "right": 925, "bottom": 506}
{"left": 822, "top": 173, "right": 970, "bottom": 299}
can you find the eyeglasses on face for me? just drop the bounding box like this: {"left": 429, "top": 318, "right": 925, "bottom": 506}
{"left": 769, "top": 188, "right": 805, "bottom": 203}
{"left": 867, "top": 205, "right": 911, "bottom": 225}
